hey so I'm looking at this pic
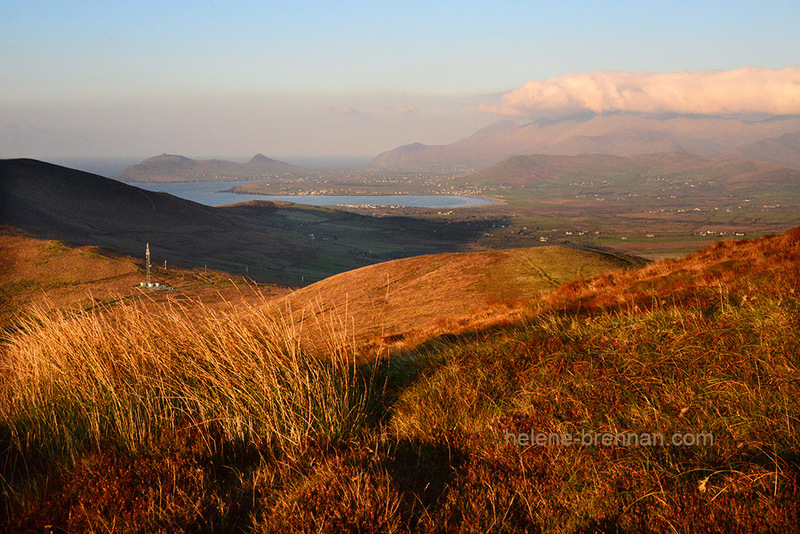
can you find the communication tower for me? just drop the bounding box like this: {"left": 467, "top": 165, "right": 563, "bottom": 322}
{"left": 140, "top": 242, "right": 169, "bottom": 289}
{"left": 146, "top": 242, "right": 151, "bottom": 285}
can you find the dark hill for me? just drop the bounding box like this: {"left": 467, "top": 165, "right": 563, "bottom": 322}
{"left": 0, "top": 159, "right": 513, "bottom": 285}
{"left": 0, "top": 159, "right": 314, "bottom": 283}
{"left": 116, "top": 153, "right": 300, "bottom": 182}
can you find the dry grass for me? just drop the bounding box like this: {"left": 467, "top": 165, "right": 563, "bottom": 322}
{"left": 0, "top": 229, "right": 142, "bottom": 327}
{"left": 407, "top": 299, "right": 799, "bottom": 532}
{"left": 0, "top": 294, "right": 384, "bottom": 463}
{"left": 546, "top": 227, "right": 800, "bottom": 314}
{"left": 277, "top": 246, "right": 642, "bottom": 351}
{"left": 2, "top": 229, "right": 799, "bottom": 532}
{"left": 0, "top": 227, "right": 290, "bottom": 335}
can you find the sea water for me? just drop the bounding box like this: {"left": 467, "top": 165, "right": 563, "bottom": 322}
{"left": 133, "top": 181, "right": 494, "bottom": 208}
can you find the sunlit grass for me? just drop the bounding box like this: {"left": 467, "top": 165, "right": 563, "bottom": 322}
{"left": 384, "top": 292, "right": 800, "bottom": 531}
{"left": 2, "top": 229, "right": 799, "bottom": 532}
{"left": 1, "top": 296, "right": 383, "bottom": 464}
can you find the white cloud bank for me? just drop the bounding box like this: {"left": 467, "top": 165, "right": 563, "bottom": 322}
{"left": 492, "top": 67, "right": 800, "bottom": 117}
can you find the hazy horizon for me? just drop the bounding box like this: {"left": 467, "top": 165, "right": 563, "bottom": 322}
{"left": 3, "top": 1, "right": 799, "bottom": 160}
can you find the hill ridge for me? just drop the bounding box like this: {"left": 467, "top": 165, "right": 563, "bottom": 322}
{"left": 370, "top": 114, "right": 800, "bottom": 171}
{"left": 116, "top": 153, "right": 300, "bottom": 182}
{"left": 276, "top": 245, "right": 646, "bottom": 349}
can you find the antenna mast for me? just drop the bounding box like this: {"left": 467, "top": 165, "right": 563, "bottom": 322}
{"left": 146, "top": 243, "right": 151, "bottom": 286}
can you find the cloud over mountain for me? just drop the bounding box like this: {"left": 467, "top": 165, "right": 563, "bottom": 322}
{"left": 493, "top": 67, "right": 800, "bottom": 117}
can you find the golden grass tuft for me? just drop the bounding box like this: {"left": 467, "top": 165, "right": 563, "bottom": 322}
{"left": 0, "top": 294, "right": 383, "bottom": 463}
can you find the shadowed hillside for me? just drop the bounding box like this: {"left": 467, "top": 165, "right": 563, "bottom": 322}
{"left": 0, "top": 158, "right": 319, "bottom": 283}
{"left": 1, "top": 159, "right": 508, "bottom": 285}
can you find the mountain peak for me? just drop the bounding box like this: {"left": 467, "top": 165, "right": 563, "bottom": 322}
{"left": 465, "top": 120, "right": 521, "bottom": 140}
{"left": 149, "top": 153, "right": 190, "bottom": 162}
{"left": 245, "top": 153, "right": 298, "bottom": 170}
{"left": 248, "top": 153, "right": 276, "bottom": 165}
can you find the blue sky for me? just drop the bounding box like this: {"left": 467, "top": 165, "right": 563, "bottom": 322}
{"left": 2, "top": 0, "right": 799, "bottom": 159}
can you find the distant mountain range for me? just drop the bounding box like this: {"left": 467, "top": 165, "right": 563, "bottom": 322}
{"left": 116, "top": 153, "right": 301, "bottom": 182}
{"left": 463, "top": 151, "right": 800, "bottom": 200}
{"left": 370, "top": 113, "right": 800, "bottom": 171}
{"left": 723, "top": 132, "right": 800, "bottom": 168}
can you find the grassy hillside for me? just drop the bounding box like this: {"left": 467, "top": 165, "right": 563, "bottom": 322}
{"left": 0, "top": 227, "right": 140, "bottom": 327}
{"left": 278, "top": 246, "right": 645, "bottom": 349}
{"left": 0, "top": 226, "right": 291, "bottom": 333}
{"left": 1, "top": 228, "right": 798, "bottom": 531}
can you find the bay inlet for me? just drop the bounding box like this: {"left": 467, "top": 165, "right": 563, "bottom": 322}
{"left": 133, "top": 181, "right": 495, "bottom": 208}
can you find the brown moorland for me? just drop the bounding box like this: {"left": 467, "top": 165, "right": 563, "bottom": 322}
{"left": 0, "top": 226, "right": 289, "bottom": 333}
{"left": 1, "top": 223, "right": 798, "bottom": 531}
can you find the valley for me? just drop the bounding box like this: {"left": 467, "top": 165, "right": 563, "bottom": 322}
{"left": 221, "top": 151, "right": 800, "bottom": 259}
{"left": 107, "top": 114, "right": 800, "bottom": 260}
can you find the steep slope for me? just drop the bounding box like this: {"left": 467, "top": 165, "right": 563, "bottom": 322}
{"left": 370, "top": 114, "right": 800, "bottom": 171}
{"left": 276, "top": 246, "right": 646, "bottom": 348}
{"left": 116, "top": 153, "right": 300, "bottom": 182}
